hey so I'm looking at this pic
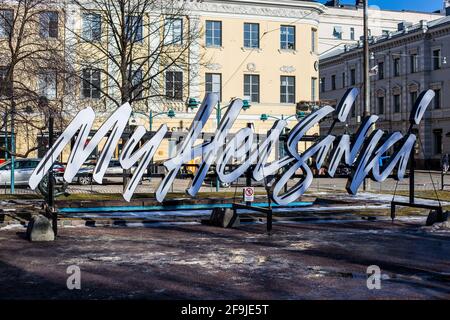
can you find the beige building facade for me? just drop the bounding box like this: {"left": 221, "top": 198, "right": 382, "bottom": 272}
{"left": 2, "top": 0, "right": 325, "bottom": 164}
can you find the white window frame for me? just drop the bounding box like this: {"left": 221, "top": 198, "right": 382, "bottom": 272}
{"left": 205, "top": 20, "right": 222, "bottom": 47}
{"left": 82, "top": 13, "right": 102, "bottom": 42}
{"left": 205, "top": 73, "right": 222, "bottom": 101}
{"left": 244, "top": 74, "right": 260, "bottom": 103}
{"left": 280, "top": 76, "right": 295, "bottom": 104}
{"left": 165, "top": 18, "right": 183, "bottom": 45}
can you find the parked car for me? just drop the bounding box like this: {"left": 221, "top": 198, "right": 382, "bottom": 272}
{"left": 75, "top": 160, "right": 138, "bottom": 185}
{"left": 0, "top": 158, "right": 65, "bottom": 187}
{"left": 0, "top": 158, "right": 67, "bottom": 197}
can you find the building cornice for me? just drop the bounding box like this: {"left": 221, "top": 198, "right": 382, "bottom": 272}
{"left": 320, "top": 21, "right": 450, "bottom": 66}
{"left": 186, "top": 0, "right": 325, "bottom": 21}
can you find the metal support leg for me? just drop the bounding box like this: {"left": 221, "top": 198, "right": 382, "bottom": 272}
{"left": 390, "top": 203, "right": 396, "bottom": 222}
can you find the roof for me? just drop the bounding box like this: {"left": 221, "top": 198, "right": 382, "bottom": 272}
{"left": 320, "top": 15, "right": 450, "bottom": 62}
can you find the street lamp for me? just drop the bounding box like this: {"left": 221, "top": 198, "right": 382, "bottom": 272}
{"left": 145, "top": 109, "right": 176, "bottom": 131}
{"left": 187, "top": 98, "right": 199, "bottom": 110}
{"left": 260, "top": 111, "right": 305, "bottom": 122}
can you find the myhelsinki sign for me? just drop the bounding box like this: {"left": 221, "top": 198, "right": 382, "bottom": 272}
{"left": 29, "top": 89, "right": 435, "bottom": 205}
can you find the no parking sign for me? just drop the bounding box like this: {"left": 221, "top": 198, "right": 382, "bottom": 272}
{"left": 243, "top": 187, "right": 255, "bottom": 202}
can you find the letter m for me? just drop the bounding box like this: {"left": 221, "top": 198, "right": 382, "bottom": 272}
{"left": 29, "top": 104, "right": 131, "bottom": 189}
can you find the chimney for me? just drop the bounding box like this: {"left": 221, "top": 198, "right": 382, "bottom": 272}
{"left": 420, "top": 20, "right": 428, "bottom": 31}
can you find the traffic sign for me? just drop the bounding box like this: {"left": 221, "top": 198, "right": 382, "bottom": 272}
{"left": 243, "top": 187, "right": 255, "bottom": 202}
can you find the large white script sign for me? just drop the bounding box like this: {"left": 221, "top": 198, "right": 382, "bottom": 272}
{"left": 28, "top": 89, "right": 435, "bottom": 205}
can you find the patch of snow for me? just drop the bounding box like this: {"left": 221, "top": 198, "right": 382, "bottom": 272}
{"left": 0, "top": 224, "right": 25, "bottom": 231}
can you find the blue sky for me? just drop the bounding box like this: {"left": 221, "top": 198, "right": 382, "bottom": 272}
{"left": 318, "top": 0, "right": 443, "bottom": 13}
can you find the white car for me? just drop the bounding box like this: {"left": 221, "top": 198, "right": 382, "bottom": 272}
{"left": 75, "top": 160, "right": 138, "bottom": 185}
{"left": 0, "top": 158, "right": 65, "bottom": 187}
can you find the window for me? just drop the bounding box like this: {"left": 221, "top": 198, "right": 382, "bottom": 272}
{"left": 38, "top": 71, "right": 57, "bottom": 99}
{"left": 280, "top": 76, "right": 295, "bottom": 104}
{"left": 311, "top": 77, "right": 317, "bottom": 101}
{"left": 333, "top": 26, "right": 342, "bottom": 40}
{"left": 433, "top": 49, "right": 441, "bottom": 70}
{"left": 433, "top": 129, "right": 442, "bottom": 155}
{"left": 126, "top": 15, "right": 143, "bottom": 43}
{"left": 130, "top": 69, "right": 143, "bottom": 100}
{"left": 331, "top": 75, "right": 336, "bottom": 90}
{"left": 393, "top": 94, "right": 401, "bottom": 113}
{"left": 350, "top": 27, "right": 355, "bottom": 40}
{"left": 0, "top": 66, "right": 11, "bottom": 97}
{"left": 434, "top": 89, "right": 441, "bottom": 110}
{"left": 410, "top": 54, "right": 418, "bottom": 73}
{"left": 244, "top": 74, "right": 259, "bottom": 103}
{"left": 410, "top": 91, "right": 418, "bottom": 110}
{"left": 82, "top": 13, "right": 101, "bottom": 42}
{"left": 205, "top": 73, "right": 221, "bottom": 101}
{"left": 205, "top": 21, "right": 221, "bottom": 47}
{"left": 244, "top": 23, "right": 259, "bottom": 49}
{"left": 378, "top": 62, "right": 384, "bottom": 80}
{"left": 378, "top": 96, "right": 385, "bottom": 115}
{"left": 342, "top": 72, "right": 346, "bottom": 88}
{"left": 0, "top": 134, "right": 10, "bottom": 159}
{"left": 0, "top": 10, "right": 13, "bottom": 38}
{"left": 311, "top": 28, "right": 317, "bottom": 53}
{"left": 393, "top": 57, "right": 400, "bottom": 77}
{"left": 350, "top": 68, "right": 356, "bottom": 86}
{"left": 165, "top": 18, "right": 182, "bottom": 45}
{"left": 320, "top": 77, "right": 326, "bottom": 93}
{"left": 40, "top": 11, "right": 58, "bottom": 38}
{"left": 168, "top": 138, "right": 177, "bottom": 158}
{"left": 165, "top": 71, "right": 183, "bottom": 100}
{"left": 82, "top": 68, "right": 101, "bottom": 99}
{"left": 280, "top": 25, "right": 295, "bottom": 50}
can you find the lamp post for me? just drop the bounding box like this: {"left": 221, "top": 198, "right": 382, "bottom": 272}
{"left": 148, "top": 109, "right": 176, "bottom": 131}
{"left": 260, "top": 112, "right": 305, "bottom": 157}
{"left": 10, "top": 100, "right": 15, "bottom": 194}
{"left": 187, "top": 96, "right": 251, "bottom": 192}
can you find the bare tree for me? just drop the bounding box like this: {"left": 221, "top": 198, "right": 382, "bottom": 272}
{"left": 68, "top": 0, "right": 203, "bottom": 113}
{"left": 0, "top": 0, "right": 71, "bottom": 159}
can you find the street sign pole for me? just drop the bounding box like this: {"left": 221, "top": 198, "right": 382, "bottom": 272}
{"left": 245, "top": 123, "right": 253, "bottom": 206}
{"left": 48, "top": 113, "right": 57, "bottom": 236}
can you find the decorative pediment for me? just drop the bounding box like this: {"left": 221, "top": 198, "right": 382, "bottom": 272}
{"left": 430, "top": 82, "right": 443, "bottom": 90}
{"left": 280, "top": 65, "right": 296, "bottom": 73}
{"left": 206, "top": 63, "right": 222, "bottom": 71}
{"left": 247, "top": 63, "right": 257, "bottom": 72}
{"left": 392, "top": 85, "right": 402, "bottom": 95}
{"left": 408, "top": 82, "right": 420, "bottom": 93}
{"left": 376, "top": 88, "right": 386, "bottom": 97}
